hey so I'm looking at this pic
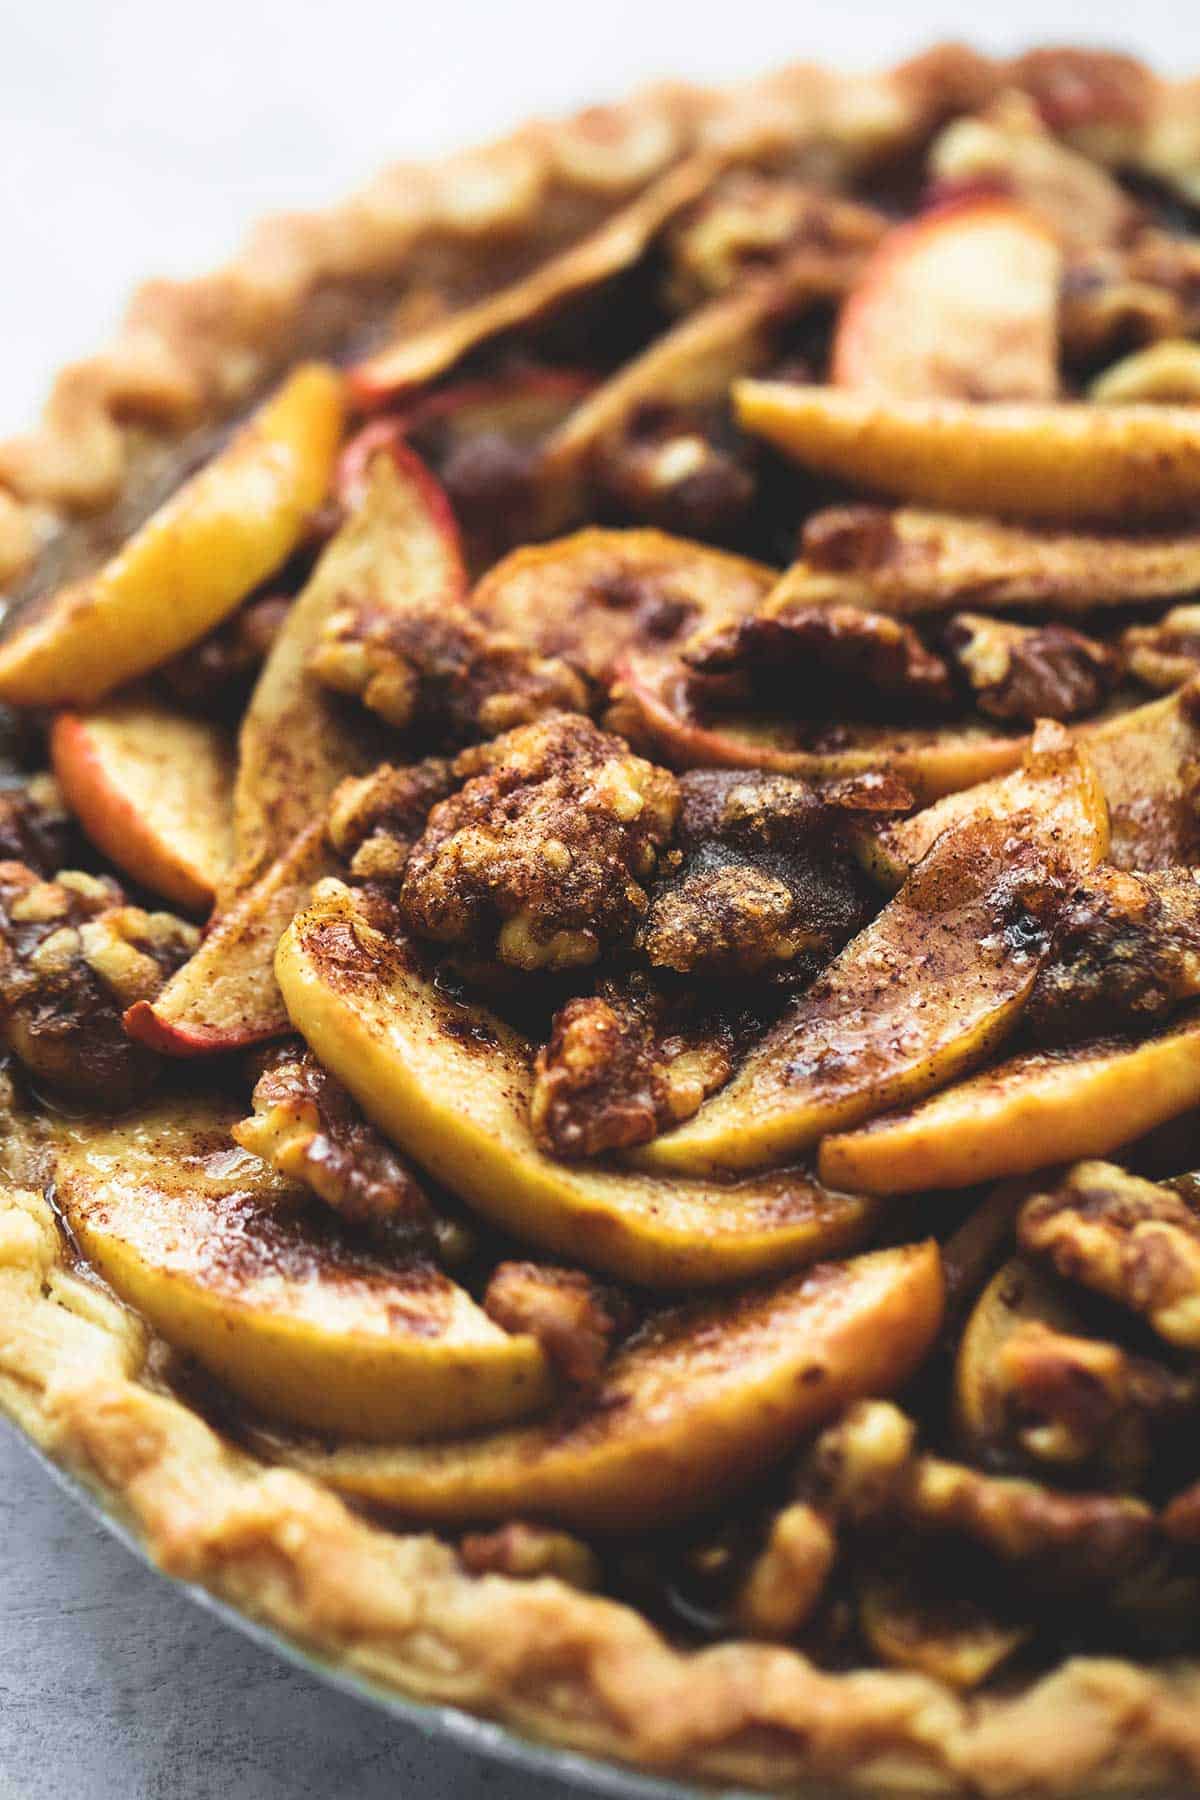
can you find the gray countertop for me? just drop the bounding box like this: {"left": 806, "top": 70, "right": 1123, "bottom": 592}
{"left": 0, "top": 1423, "right": 566, "bottom": 1800}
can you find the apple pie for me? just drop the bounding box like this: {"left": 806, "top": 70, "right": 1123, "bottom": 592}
{"left": 10, "top": 42, "right": 1200, "bottom": 1793}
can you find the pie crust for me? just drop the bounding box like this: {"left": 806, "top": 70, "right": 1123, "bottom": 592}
{"left": 6, "top": 44, "right": 1200, "bottom": 1795}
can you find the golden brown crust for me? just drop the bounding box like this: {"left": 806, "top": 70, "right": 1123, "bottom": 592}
{"left": 8, "top": 43, "right": 1200, "bottom": 1795}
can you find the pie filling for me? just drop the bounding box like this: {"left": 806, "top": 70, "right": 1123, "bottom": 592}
{"left": 9, "top": 45, "right": 1200, "bottom": 1726}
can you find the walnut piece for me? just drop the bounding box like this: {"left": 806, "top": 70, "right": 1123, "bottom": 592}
{"left": 0, "top": 861, "right": 196, "bottom": 1105}
{"left": 1123, "top": 604, "right": 1200, "bottom": 693}
{"left": 639, "top": 770, "right": 874, "bottom": 977}
{"left": 1026, "top": 867, "right": 1200, "bottom": 1043}
{"left": 234, "top": 1044, "right": 445, "bottom": 1249}
{"left": 811, "top": 1400, "right": 1153, "bottom": 1583}
{"left": 310, "top": 597, "right": 587, "bottom": 743}
{"left": 733, "top": 1503, "right": 836, "bottom": 1640}
{"left": 399, "top": 714, "right": 679, "bottom": 971}
{"left": 1020, "top": 1161, "right": 1200, "bottom": 1349}
{"left": 687, "top": 602, "right": 954, "bottom": 716}
{"left": 593, "top": 404, "right": 757, "bottom": 542}
{"left": 530, "top": 976, "right": 732, "bottom": 1159}
{"left": 0, "top": 774, "right": 73, "bottom": 876}
{"left": 326, "top": 758, "right": 455, "bottom": 885}
{"left": 483, "top": 1260, "right": 632, "bottom": 1389}
{"left": 944, "top": 612, "right": 1118, "bottom": 723}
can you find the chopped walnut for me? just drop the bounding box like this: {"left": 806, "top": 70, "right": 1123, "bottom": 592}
{"left": 326, "top": 758, "right": 456, "bottom": 885}
{"left": 663, "top": 171, "right": 884, "bottom": 309}
{"left": 459, "top": 1522, "right": 600, "bottom": 1590}
{"left": 593, "top": 404, "right": 757, "bottom": 542}
{"left": 1020, "top": 1162, "right": 1200, "bottom": 1350}
{"left": 483, "top": 1261, "right": 632, "bottom": 1390}
{"left": 159, "top": 592, "right": 292, "bottom": 714}
{"left": 531, "top": 976, "right": 732, "bottom": 1158}
{"left": 1061, "top": 230, "right": 1200, "bottom": 366}
{"left": 310, "top": 597, "right": 588, "bottom": 743}
{"left": 0, "top": 862, "right": 196, "bottom": 1105}
{"left": 944, "top": 613, "right": 1118, "bottom": 723}
{"left": 811, "top": 1400, "right": 1154, "bottom": 1582}
{"left": 0, "top": 775, "right": 73, "bottom": 876}
{"left": 639, "top": 770, "right": 874, "bottom": 978}
{"left": 233, "top": 1044, "right": 451, "bottom": 1251}
{"left": 399, "top": 715, "right": 679, "bottom": 971}
{"left": 1026, "top": 867, "right": 1200, "bottom": 1043}
{"left": 987, "top": 1318, "right": 1198, "bottom": 1479}
{"left": 686, "top": 602, "right": 954, "bottom": 716}
{"left": 1123, "top": 604, "right": 1200, "bottom": 693}
{"left": 733, "top": 1503, "right": 837, "bottom": 1640}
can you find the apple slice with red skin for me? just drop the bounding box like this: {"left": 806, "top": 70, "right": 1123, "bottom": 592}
{"left": 609, "top": 652, "right": 1028, "bottom": 803}
{"left": 50, "top": 692, "right": 235, "bottom": 913}
{"left": 832, "top": 198, "right": 1062, "bottom": 402}
{"left": 125, "top": 821, "right": 331, "bottom": 1055}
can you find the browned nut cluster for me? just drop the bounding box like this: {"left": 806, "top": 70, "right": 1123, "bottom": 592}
{"left": 399, "top": 714, "right": 679, "bottom": 971}
{"left": 0, "top": 861, "right": 196, "bottom": 1104}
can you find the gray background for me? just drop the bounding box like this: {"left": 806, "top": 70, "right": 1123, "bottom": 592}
{"left": 1, "top": 2, "right": 1196, "bottom": 1796}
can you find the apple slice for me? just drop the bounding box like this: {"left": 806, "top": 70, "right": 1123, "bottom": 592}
{"left": 818, "top": 1009, "right": 1200, "bottom": 1196}
{"left": 865, "top": 686, "right": 1200, "bottom": 884}
{"left": 274, "top": 880, "right": 881, "bottom": 1287}
{"left": 473, "top": 526, "right": 775, "bottom": 692}
{"left": 275, "top": 1241, "right": 942, "bottom": 1530}
{"left": 635, "top": 734, "right": 1108, "bottom": 1174}
{"left": 125, "top": 821, "right": 330, "bottom": 1055}
{"left": 349, "top": 153, "right": 720, "bottom": 403}
{"left": 49, "top": 1093, "right": 554, "bottom": 1440}
{"left": 787, "top": 506, "right": 1200, "bottom": 617}
{"left": 612, "top": 652, "right": 1027, "bottom": 802}
{"left": 234, "top": 444, "right": 465, "bottom": 888}
{"left": 734, "top": 381, "right": 1200, "bottom": 521}
{"left": 832, "top": 199, "right": 1061, "bottom": 401}
{"left": 50, "top": 693, "right": 235, "bottom": 913}
{"left": 0, "top": 364, "right": 344, "bottom": 708}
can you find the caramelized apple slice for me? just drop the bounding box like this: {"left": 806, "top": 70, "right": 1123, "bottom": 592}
{"left": 276, "top": 1241, "right": 942, "bottom": 1530}
{"left": 636, "top": 738, "right": 1107, "bottom": 1174}
{"left": 234, "top": 446, "right": 464, "bottom": 886}
{"left": 49, "top": 1094, "right": 554, "bottom": 1440}
{"left": 350, "top": 154, "right": 720, "bottom": 403}
{"left": 50, "top": 693, "right": 235, "bottom": 913}
{"left": 867, "top": 687, "right": 1200, "bottom": 883}
{"left": 735, "top": 382, "right": 1200, "bottom": 521}
{"left": 782, "top": 505, "right": 1200, "bottom": 617}
{"left": 125, "top": 822, "right": 330, "bottom": 1054}
{"left": 819, "top": 1010, "right": 1200, "bottom": 1195}
{"left": 0, "top": 365, "right": 344, "bottom": 707}
{"left": 613, "top": 653, "right": 1027, "bottom": 803}
{"left": 832, "top": 199, "right": 1061, "bottom": 401}
{"left": 275, "top": 881, "right": 880, "bottom": 1287}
